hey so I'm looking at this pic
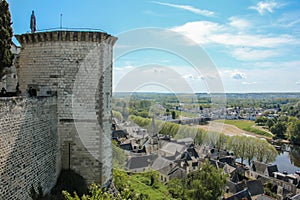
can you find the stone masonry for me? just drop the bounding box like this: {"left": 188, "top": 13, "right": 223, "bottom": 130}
{"left": 15, "top": 31, "right": 117, "bottom": 186}
{"left": 0, "top": 97, "right": 59, "bottom": 199}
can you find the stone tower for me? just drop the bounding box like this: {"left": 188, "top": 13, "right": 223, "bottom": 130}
{"left": 15, "top": 31, "right": 117, "bottom": 185}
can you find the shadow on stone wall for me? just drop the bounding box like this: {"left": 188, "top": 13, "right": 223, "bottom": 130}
{"left": 0, "top": 97, "right": 59, "bottom": 199}
{"left": 42, "top": 169, "right": 88, "bottom": 200}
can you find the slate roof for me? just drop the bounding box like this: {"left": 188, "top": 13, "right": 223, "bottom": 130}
{"left": 187, "top": 147, "right": 199, "bottom": 158}
{"left": 151, "top": 156, "right": 173, "bottom": 170}
{"left": 218, "top": 161, "right": 226, "bottom": 169}
{"left": 252, "top": 161, "right": 268, "bottom": 174}
{"left": 266, "top": 165, "right": 278, "bottom": 177}
{"left": 164, "top": 151, "right": 181, "bottom": 161}
{"left": 252, "top": 161, "right": 278, "bottom": 177}
{"left": 225, "top": 189, "right": 252, "bottom": 200}
{"left": 226, "top": 180, "right": 246, "bottom": 194}
{"left": 158, "top": 164, "right": 176, "bottom": 176}
{"left": 231, "top": 172, "right": 241, "bottom": 183}
{"left": 223, "top": 163, "right": 236, "bottom": 175}
{"left": 158, "top": 164, "right": 186, "bottom": 179}
{"left": 112, "top": 130, "right": 127, "bottom": 139}
{"left": 219, "top": 156, "right": 235, "bottom": 166}
{"left": 247, "top": 180, "right": 264, "bottom": 196}
{"left": 180, "top": 151, "right": 192, "bottom": 161}
{"left": 209, "top": 159, "right": 218, "bottom": 168}
{"left": 126, "top": 154, "right": 158, "bottom": 170}
{"left": 160, "top": 141, "right": 186, "bottom": 155}
{"left": 120, "top": 143, "right": 133, "bottom": 151}
{"left": 257, "top": 176, "right": 272, "bottom": 185}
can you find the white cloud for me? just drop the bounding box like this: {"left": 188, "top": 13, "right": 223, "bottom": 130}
{"left": 251, "top": 60, "right": 300, "bottom": 69}
{"left": 249, "top": 1, "right": 282, "bottom": 15}
{"left": 221, "top": 70, "right": 247, "bottom": 80}
{"left": 171, "top": 21, "right": 223, "bottom": 45}
{"left": 296, "top": 81, "right": 300, "bottom": 85}
{"left": 152, "top": 1, "right": 214, "bottom": 17}
{"left": 232, "top": 73, "right": 247, "bottom": 80}
{"left": 228, "top": 17, "right": 251, "bottom": 30}
{"left": 277, "top": 11, "right": 300, "bottom": 28}
{"left": 182, "top": 73, "right": 204, "bottom": 80}
{"left": 171, "top": 20, "right": 296, "bottom": 48}
{"left": 242, "top": 81, "right": 257, "bottom": 85}
{"left": 286, "top": 19, "right": 300, "bottom": 27}
{"left": 210, "top": 33, "right": 294, "bottom": 48}
{"left": 125, "top": 66, "right": 134, "bottom": 69}
{"left": 231, "top": 47, "right": 278, "bottom": 61}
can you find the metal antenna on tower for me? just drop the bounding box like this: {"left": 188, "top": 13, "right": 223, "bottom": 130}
{"left": 60, "top": 14, "right": 63, "bottom": 29}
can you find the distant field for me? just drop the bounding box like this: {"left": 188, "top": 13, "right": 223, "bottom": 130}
{"left": 216, "top": 120, "right": 273, "bottom": 138}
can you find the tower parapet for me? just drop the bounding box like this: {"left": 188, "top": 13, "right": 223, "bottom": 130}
{"left": 16, "top": 31, "right": 116, "bottom": 45}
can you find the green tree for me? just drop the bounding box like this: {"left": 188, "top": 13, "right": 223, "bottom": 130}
{"left": 171, "top": 111, "right": 176, "bottom": 119}
{"left": 63, "top": 184, "right": 115, "bottom": 200}
{"left": 0, "top": 0, "right": 13, "bottom": 77}
{"left": 245, "top": 137, "right": 257, "bottom": 165}
{"left": 228, "top": 136, "right": 277, "bottom": 165}
{"left": 287, "top": 119, "right": 300, "bottom": 145}
{"left": 228, "top": 136, "right": 247, "bottom": 164}
{"left": 194, "top": 128, "right": 207, "bottom": 145}
{"left": 255, "top": 139, "right": 277, "bottom": 163}
{"left": 215, "top": 133, "right": 228, "bottom": 152}
{"left": 185, "top": 161, "right": 227, "bottom": 200}
{"left": 166, "top": 178, "right": 185, "bottom": 199}
{"left": 270, "top": 121, "right": 287, "bottom": 139}
{"left": 112, "top": 110, "right": 123, "bottom": 122}
{"left": 266, "top": 119, "right": 275, "bottom": 129}
{"left": 255, "top": 116, "right": 267, "bottom": 125}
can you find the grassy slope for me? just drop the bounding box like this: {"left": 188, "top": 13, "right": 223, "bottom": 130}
{"left": 216, "top": 120, "right": 273, "bottom": 138}
{"left": 130, "top": 173, "right": 171, "bottom": 199}
{"left": 115, "top": 170, "right": 172, "bottom": 200}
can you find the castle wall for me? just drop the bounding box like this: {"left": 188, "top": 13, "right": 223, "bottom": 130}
{"left": 0, "top": 97, "right": 59, "bottom": 199}
{"left": 15, "top": 31, "right": 117, "bottom": 185}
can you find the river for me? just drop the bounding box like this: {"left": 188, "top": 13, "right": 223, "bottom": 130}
{"left": 272, "top": 145, "right": 300, "bottom": 174}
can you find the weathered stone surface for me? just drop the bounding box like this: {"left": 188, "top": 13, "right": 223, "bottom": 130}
{"left": 0, "top": 97, "right": 59, "bottom": 199}
{"left": 0, "top": 31, "right": 117, "bottom": 199}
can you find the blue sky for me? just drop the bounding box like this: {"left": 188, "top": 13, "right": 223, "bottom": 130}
{"left": 7, "top": 0, "right": 300, "bottom": 93}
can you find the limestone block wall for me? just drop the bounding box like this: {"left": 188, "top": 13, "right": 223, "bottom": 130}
{"left": 0, "top": 97, "right": 59, "bottom": 199}
{"left": 15, "top": 31, "right": 117, "bottom": 185}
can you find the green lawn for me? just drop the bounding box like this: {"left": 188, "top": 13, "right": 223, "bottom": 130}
{"left": 216, "top": 120, "right": 273, "bottom": 138}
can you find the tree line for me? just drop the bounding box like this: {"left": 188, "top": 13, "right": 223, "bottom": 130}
{"left": 255, "top": 101, "right": 300, "bottom": 145}
{"left": 129, "top": 115, "right": 278, "bottom": 165}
